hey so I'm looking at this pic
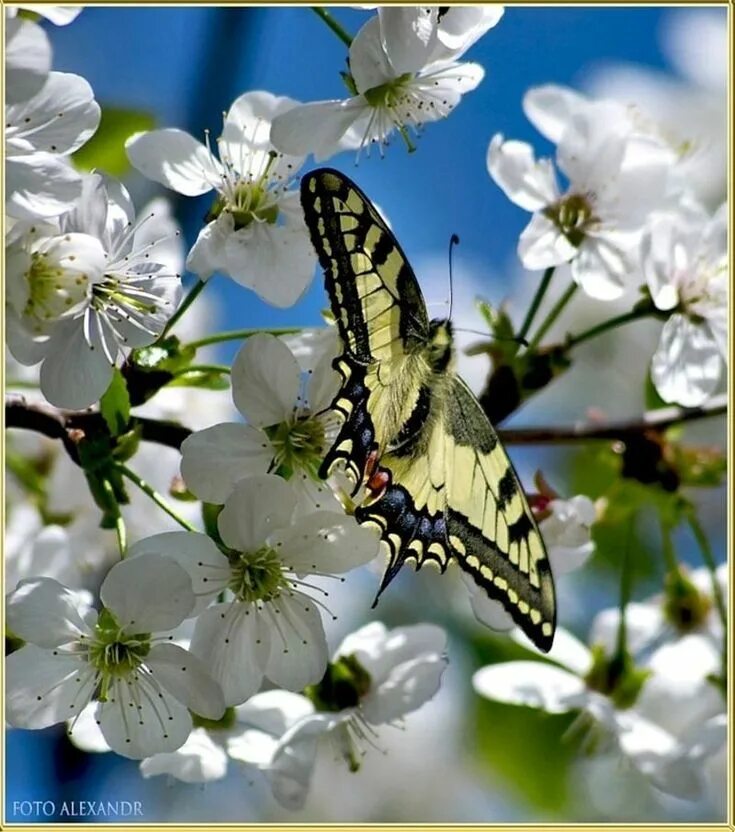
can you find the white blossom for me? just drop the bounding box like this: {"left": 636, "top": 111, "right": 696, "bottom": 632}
{"left": 127, "top": 475, "right": 379, "bottom": 706}
{"left": 126, "top": 91, "right": 315, "bottom": 306}
{"left": 181, "top": 333, "right": 341, "bottom": 513}
{"left": 265, "top": 621, "right": 448, "bottom": 809}
{"left": 473, "top": 597, "right": 725, "bottom": 802}
{"left": 487, "top": 91, "right": 674, "bottom": 300}
{"left": 270, "top": 7, "right": 501, "bottom": 159}
{"left": 5, "top": 71, "right": 100, "bottom": 219}
{"left": 6, "top": 556, "right": 225, "bottom": 759}
{"left": 642, "top": 204, "right": 727, "bottom": 407}
{"left": 5, "top": 173, "right": 183, "bottom": 408}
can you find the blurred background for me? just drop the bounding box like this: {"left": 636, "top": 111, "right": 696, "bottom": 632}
{"left": 5, "top": 4, "right": 727, "bottom": 823}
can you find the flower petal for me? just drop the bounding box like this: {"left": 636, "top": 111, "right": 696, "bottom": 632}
{"left": 263, "top": 592, "right": 329, "bottom": 692}
{"left": 271, "top": 511, "right": 379, "bottom": 575}
{"left": 570, "top": 235, "right": 628, "bottom": 301}
{"left": 7, "top": 577, "right": 93, "bottom": 646}
{"left": 523, "top": 84, "right": 588, "bottom": 143}
{"left": 38, "top": 318, "right": 114, "bottom": 409}
{"left": 651, "top": 314, "right": 723, "bottom": 406}
{"left": 511, "top": 626, "right": 593, "bottom": 675}
{"left": 231, "top": 334, "right": 301, "bottom": 427}
{"left": 140, "top": 727, "right": 228, "bottom": 783}
{"left": 5, "top": 17, "right": 50, "bottom": 105}
{"left": 100, "top": 554, "right": 194, "bottom": 633}
{"left": 518, "top": 213, "right": 576, "bottom": 270}
{"left": 190, "top": 603, "right": 269, "bottom": 706}
{"left": 435, "top": 6, "right": 504, "bottom": 59}
{"left": 461, "top": 574, "right": 515, "bottom": 632}
{"left": 97, "top": 677, "right": 192, "bottom": 759}
{"left": 217, "top": 474, "right": 297, "bottom": 552}
{"left": 5, "top": 154, "right": 82, "bottom": 220}
{"left": 180, "top": 422, "right": 274, "bottom": 504}
{"left": 473, "top": 660, "right": 586, "bottom": 712}
{"left": 146, "top": 642, "right": 225, "bottom": 720}
{"left": 185, "top": 213, "right": 233, "bottom": 280}
{"left": 126, "top": 129, "right": 221, "bottom": 196}
{"left": 224, "top": 221, "right": 316, "bottom": 308}
{"left": 128, "top": 532, "right": 229, "bottom": 616}
{"left": 487, "top": 134, "right": 559, "bottom": 212}
{"left": 351, "top": 15, "right": 395, "bottom": 90}
{"left": 233, "top": 689, "right": 314, "bottom": 739}
{"left": 6, "top": 645, "right": 95, "bottom": 729}
{"left": 67, "top": 702, "right": 112, "bottom": 753}
{"left": 270, "top": 98, "right": 366, "bottom": 160}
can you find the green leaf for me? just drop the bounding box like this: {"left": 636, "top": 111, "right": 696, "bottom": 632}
{"left": 100, "top": 368, "right": 131, "bottom": 437}
{"left": 73, "top": 106, "right": 155, "bottom": 177}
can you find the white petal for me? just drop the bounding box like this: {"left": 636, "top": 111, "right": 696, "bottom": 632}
{"left": 231, "top": 334, "right": 301, "bottom": 427}
{"left": 233, "top": 689, "right": 314, "bottom": 738}
{"left": 291, "top": 473, "right": 343, "bottom": 516}
{"left": 351, "top": 15, "right": 395, "bottom": 90}
{"left": 462, "top": 574, "right": 515, "bottom": 632}
{"left": 6, "top": 645, "right": 95, "bottom": 729}
{"left": 127, "top": 532, "right": 229, "bottom": 616}
{"left": 5, "top": 154, "right": 82, "bottom": 220}
{"left": 140, "top": 728, "right": 228, "bottom": 783}
{"left": 224, "top": 221, "right": 316, "bottom": 308}
{"left": 523, "top": 84, "right": 588, "bottom": 143}
{"left": 408, "top": 63, "right": 485, "bottom": 124}
{"left": 126, "top": 129, "right": 221, "bottom": 196}
{"left": 67, "top": 702, "right": 112, "bottom": 753}
{"left": 7, "top": 71, "right": 100, "bottom": 155}
{"left": 38, "top": 318, "right": 114, "bottom": 409}
{"left": 5, "top": 17, "right": 50, "bottom": 105}
{"left": 20, "top": 6, "right": 83, "bottom": 25}
{"left": 180, "top": 422, "right": 274, "bottom": 504}
{"left": 185, "top": 214, "right": 232, "bottom": 280}
{"left": 263, "top": 592, "right": 329, "bottom": 692}
{"left": 217, "top": 474, "right": 297, "bottom": 551}
{"left": 518, "top": 213, "right": 576, "bottom": 270}
{"left": 100, "top": 554, "right": 194, "bottom": 633}
{"left": 571, "top": 235, "right": 628, "bottom": 300}
{"left": 190, "top": 603, "right": 269, "bottom": 706}
{"left": 473, "top": 661, "right": 587, "bottom": 712}
{"left": 651, "top": 314, "right": 723, "bottom": 406}
{"left": 487, "top": 135, "right": 559, "bottom": 212}
{"left": 511, "top": 626, "right": 593, "bottom": 675}
{"left": 270, "top": 98, "right": 366, "bottom": 160}
{"left": 435, "top": 6, "right": 504, "bottom": 59}
{"left": 4, "top": 309, "right": 49, "bottom": 365}
{"left": 589, "top": 602, "right": 664, "bottom": 656}
{"left": 268, "top": 713, "right": 348, "bottom": 809}
{"left": 271, "top": 511, "right": 379, "bottom": 575}
{"left": 7, "top": 577, "right": 93, "bottom": 647}
{"left": 146, "top": 642, "right": 225, "bottom": 720}
{"left": 221, "top": 90, "right": 304, "bottom": 177}
{"left": 305, "top": 334, "right": 340, "bottom": 411}
{"left": 97, "top": 677, "right": 192, "bottom": 759}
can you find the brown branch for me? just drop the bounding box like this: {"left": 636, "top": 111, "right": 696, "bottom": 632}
{"left": 497, "top": 393, "right": 727, "bottom": 444}
{"left": 5, "top": 392, "right": 726, "bottom": 460}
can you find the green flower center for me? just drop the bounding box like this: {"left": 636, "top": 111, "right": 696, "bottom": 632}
{"left": 228, "top": 546, "right": 288, "bottom": 603}
{"left": 362, "top": 73, "right": 414, "bottom": 110}
{"left": 305, "top": 654, "right": 373, "bottom": 713}
{"left": 544, "top": 193, "right": 596, "bottom": 248}
{"left": 584, "top": 644, "right": 650, "bottom": 710}
{"left": 24, "top": 251, "right": 89, "bottom": 327}
{"left": 267, "top": 416, "right": 327, "bottom": 480}
{"left": 206, "top": 150, "right": 281, "bottom": 230}
{"left": 86, "top": 609, "right": 151, "bottom": 701}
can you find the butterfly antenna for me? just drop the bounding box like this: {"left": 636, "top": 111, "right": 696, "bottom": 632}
{"left": 448, "top": 233, "right": 460, "bottom": 321}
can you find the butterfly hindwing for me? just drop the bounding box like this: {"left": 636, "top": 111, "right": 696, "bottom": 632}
{"left": 300, "top": 167, "right": 557, "bottom": 651}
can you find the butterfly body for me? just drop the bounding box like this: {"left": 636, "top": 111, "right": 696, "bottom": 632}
{"left": 301, "top": 168, "right": 556, "bottom": 651}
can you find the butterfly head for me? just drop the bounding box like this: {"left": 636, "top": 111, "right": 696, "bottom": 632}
{"left": 427, "top": 318, "right": 454, "bottom": 374}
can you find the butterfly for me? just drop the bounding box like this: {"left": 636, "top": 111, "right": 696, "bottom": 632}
{"left": 300, "top": 167, "right": 556, "bottom": 651}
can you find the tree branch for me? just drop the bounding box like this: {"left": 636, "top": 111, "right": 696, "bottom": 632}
{"left": 5, "top": 392, "right": 726, "bottom": 461}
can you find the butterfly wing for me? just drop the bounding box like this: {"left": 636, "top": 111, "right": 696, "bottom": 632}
{"left": 301, "top": 167, "right": 432, "bottom": 484}
{"left": 357, "top": 375, "right": 556, "bottom": 651}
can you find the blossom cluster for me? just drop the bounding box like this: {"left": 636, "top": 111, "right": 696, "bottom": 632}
{"left": 4, "top": 4, "right": 727, "bottom": 822}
